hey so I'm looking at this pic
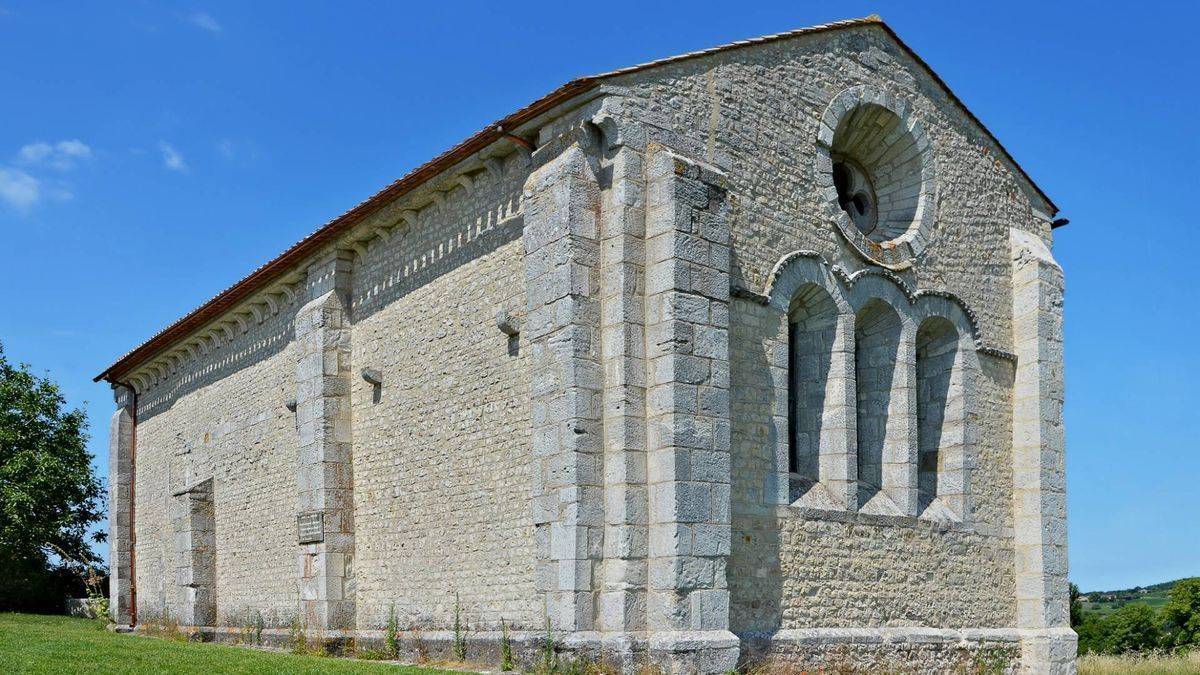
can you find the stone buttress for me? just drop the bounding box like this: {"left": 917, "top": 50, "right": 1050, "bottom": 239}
{"left": 522, "top": 119, "right": 739, "bottom": 672}
{"left": 108, "top": 387, "right": 135, "bottom": 627}
{"left": 1010, "top": 227, "right": 1075, "bottom": 672}
{"left": 294, "top": 250, "right": 357, "bottom": 632}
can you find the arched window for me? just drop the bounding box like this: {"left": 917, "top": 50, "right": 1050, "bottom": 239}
{"left": 916, "top": 317, "right": 966, "bottom": 520}
{"left": 788, "top": 285, "right": 839, "bottom": 505}
{"left": 854, "top": 299, "right": 906, "bottom": 514}
{"left": 764, "top": 251, "right": 980, "bottom": 520}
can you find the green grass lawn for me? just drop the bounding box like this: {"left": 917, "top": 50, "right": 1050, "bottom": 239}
{"left": 0, "top": 613, "right": 460, "bottom": 674}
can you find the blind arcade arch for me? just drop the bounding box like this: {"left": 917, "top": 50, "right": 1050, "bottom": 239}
{"left": 767, "top": 251, "right": 982, "bottom": 523}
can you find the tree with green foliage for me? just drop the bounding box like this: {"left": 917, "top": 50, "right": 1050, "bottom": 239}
{"left": 1075, "top": 614, "right": 1103, "bottom": 655}
{"left": 1070, "top": 582, "right": 1083, "bottom": 627}
{"left": 0, "top": 341, "right": 105, "bottom": 611}
{"left": 1080, "top": 603, "right": 1163, "bottom": 655}
{"left": 1163, "top": 578, "right": 1200, "bottom": 647}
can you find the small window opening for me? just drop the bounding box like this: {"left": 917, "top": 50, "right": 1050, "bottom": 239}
{"left": 832, "top": 157, "right": 877, "bottom": 236}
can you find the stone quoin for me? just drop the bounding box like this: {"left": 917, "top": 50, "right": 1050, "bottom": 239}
{"left": 98, "top": 16, "right": 1074, "bottom": 673}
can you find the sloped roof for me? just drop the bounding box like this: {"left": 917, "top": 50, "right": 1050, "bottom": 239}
{"left": 95, "top": 15, "right": 1055, "bottom": 384}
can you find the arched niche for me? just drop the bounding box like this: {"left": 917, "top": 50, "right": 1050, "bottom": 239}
{"left": 759, "top": 251, "right": 983, "bottom": 523}
{"left": 852, "top": 298, "right": 909, "bottom": 516}
{"left": 916, "top": 317, "right": 959, "bottom": 516}
{"left": 788, "top": 284, "right": 840, "bottom": 508}
{"left": 912, "top": 296, "right": 980, "bottom": 524}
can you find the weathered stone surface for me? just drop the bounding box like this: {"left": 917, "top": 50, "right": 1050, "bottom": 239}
{"left": 107, "top": 400, "right": 133, "bottom": 626}
{"left": 1010, "top": 228, "right": 1074, "bottom": 672}
{"left": 294, "top": 252, "right": 356, "bottom": 631}
{"left": 106, "top": 20, "right": 1070, "bottom": 674}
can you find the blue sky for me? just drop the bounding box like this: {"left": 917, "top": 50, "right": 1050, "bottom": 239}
{"left": 1, "top": 2, "right": 1195, "bottom": 593}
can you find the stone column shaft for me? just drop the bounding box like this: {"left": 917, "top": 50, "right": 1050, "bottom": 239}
{"left": 824, "top": 314, "right": 859, "bottom": 509}
{"left": 885, "top": 329, "right": 919, "bottom": 515}
{"left": 598, "top": 143, "right": 649, "bottom": 633}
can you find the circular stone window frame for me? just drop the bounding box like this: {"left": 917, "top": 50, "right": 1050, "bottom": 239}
{"left": 816, "top": 85, "right": 937, "bottom": 270}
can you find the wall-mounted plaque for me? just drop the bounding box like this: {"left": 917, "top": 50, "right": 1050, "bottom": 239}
{"left": 297, "top": 511, "right": 324, "bottom": 544}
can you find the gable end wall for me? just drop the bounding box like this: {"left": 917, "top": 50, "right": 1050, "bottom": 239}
{"left": 602, "top": 24, "right": 1048, "bottom": 632}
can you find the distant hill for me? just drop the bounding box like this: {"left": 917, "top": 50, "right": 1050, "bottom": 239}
{"left": 1080, "top": 577, "right": 1197, "bottom": 617}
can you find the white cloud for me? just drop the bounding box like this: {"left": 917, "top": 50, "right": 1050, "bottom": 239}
{"left": 217, "top": 139, "right": 234, "bottom": 159}
{"left": 56, "top": 139, "right": 91, "bottom": 159}
{"left": 17, "top": 139, "right": 93, "bottom": 170}
{"left": 158, "top": 141, "right": 187, "bottom": 172}
{"left": 17, "top": 142, "right": 51, "bottom": 163}
{"left": 187, "top": 12, "right": 221, "bottom": 33}
{"left": 0, "top": 167, "right": 40, "bottom": 211}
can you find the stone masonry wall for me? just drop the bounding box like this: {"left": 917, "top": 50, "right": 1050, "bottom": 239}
{"left": 132, "top": 298, "right": 301, "bottom": 626}
{"left": 603, "top": 24, "right": 1043, "bottom": 632}
{"left": 606, "top": 24, "right": 1050, "bottom": 342}
{"left": 128, "top": 151, "right": 538, "bottom": 633}
{"left": 349, "top": 152, "right": 537, "bottom": 631}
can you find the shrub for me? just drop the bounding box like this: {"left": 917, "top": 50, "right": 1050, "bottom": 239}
{"left": 540, "top": 613, "right": 557, "bottom": 672}
{"left": 140, "top": 611, "right": 185, "bottom": 641}
{"left": 1080, "top": 603, "right": 1162, "bottom": 655}
{"left": 409, "top": 625, "right": 429, "bottom": 664}
{"left": 500, "top": 617, "right": 514, "bottom": 671}
{"left": 452, "top": 593, "right": 467, "bottom": 660}
{"left": 288, "top": 615, "right": 308, "bottom": 655}
{"left": 83, "top": 569, "right": 110, "bottom": 623}
{"left": 1163, "top": 578, "right": 1200, "bottom": 647}
{"left": 237, "top": 608, "right": 264, "bottom": 645}
{"left": 385, "top": 605, "right": 399, "bottom": 659}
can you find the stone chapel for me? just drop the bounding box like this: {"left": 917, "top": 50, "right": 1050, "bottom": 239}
{"left": 97, "top": 16, "right": 1074, "bottom": 673}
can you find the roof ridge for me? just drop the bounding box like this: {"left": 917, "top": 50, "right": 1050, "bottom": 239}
{"left": 585, "top": 16, "right": 882, "bottom": 80}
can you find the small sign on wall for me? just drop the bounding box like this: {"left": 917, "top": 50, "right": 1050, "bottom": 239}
{"left": 297, "top": 511, "right": 324, "bottom": 544}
